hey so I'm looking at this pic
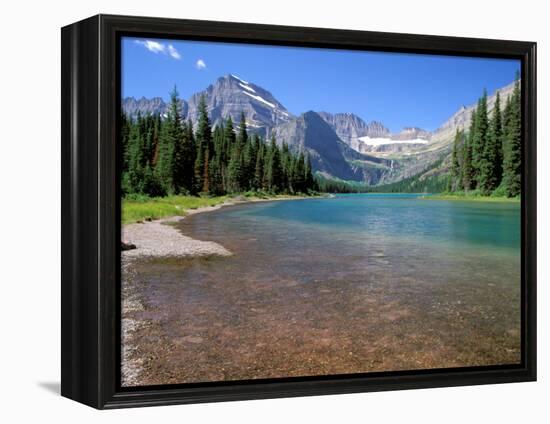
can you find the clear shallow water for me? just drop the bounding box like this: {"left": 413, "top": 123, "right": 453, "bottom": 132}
{"left": 124, "top": 194, "right": 521, "bottom": 386}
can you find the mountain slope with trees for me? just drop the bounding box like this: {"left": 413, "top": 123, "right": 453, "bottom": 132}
{"left": 122, "top": 88, "right": 316, "bottom": 198}
{"left": 122, "top": 74, "right": 521, "bottom": 196}
{"left": 446, "top": 75, "right": 521, "bottom": 197}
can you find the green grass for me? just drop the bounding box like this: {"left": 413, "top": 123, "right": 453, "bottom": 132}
{"left": 422, "top": 191, "right": 520, "bottom": 203}
{"left": 122, "top": 195, "right": 230, "bottom": 224}
{"left": 122, "top": 192, "right": 320, "bottom": 224}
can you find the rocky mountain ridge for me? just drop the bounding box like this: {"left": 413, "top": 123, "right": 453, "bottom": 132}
{"left": 122, "top": 75, "right": 515, "bottom": 186}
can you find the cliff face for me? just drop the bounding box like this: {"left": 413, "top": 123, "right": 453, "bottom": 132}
{"left": 186, "top": 74, "right": 292, "bottom": 136}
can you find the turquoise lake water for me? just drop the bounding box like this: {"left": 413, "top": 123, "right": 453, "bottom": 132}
{"left": 228, "top": 193, "right": 520, "bottom": 250}
{"left": 127, "top": 194, "right": 521, "bottom": 384}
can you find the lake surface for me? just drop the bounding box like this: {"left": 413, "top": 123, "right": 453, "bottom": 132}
{"left": 125, "top": 194, "right": 521, "bottom": 385}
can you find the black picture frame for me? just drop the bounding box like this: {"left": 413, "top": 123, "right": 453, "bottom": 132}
{"left": 61, "top": 14, "right": 537, "bottom": 409}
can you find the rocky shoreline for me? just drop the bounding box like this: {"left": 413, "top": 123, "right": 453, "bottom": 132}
{"left": 122, "top": 203, "right": 236, "bottom": 260}
{"left": 121, "top": 195, "right": 320, "bottom": 259}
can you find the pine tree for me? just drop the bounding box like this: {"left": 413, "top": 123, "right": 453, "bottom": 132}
{"left": 254, "top": 141, "right": 265, "bottom": 190}
{"left": 449, "top": 130, "right": 462, "bottom": 191}
{"left": 156, "top": 88, "right": 186, "bottom": 194}
{"left": 479, "top": 91, "right": 503, "bottom": 194}
{"left": 292, "top": 152, "right": 306, "bottom": 193}
{"left": 150, "top": 115, "right": 161, "bottom": 167}
{"left": 237, "top": 112, "right": 248, "bottom": 148}
{"left": 208, "top": 155, "right": 224, "bottom": 195}
{"left": 304, "top": 154, "right": 315, "bottom": 192}
{"left": 227, "top": 143, "right": 243, "bottom": 193}
{"left": 194, "top": 147, "right": 204, "bottom": 194}
{"left": 502, "top": 76, "right": 521, "bottom": 197}
{"left": 242, "top": 139, "right": 254, "bottom": 191}
{"left": 280, "top": 142, "right": 292, "bottom": 192}
{"left": 194, "top": 95, "right": 212, "bottom": 193}
{"left": 222, "top": 117, "right": 236, "bottom": 191}
{"left": 126, "top": 114, "right": 146, "bottom": 193}
{"left": 471, "top": 89, "right": 489, "bottom": 186}
{"left": 213, "top": 125, "right": 225, "bottom": 162}
{"left": 142, "top": 162, "right": 164, "bottom": 197}
{"left": 461, "top": 111, "right": 476, "bottom": 191}
{"left": 202, "top": 149, "right": 210, "bottom": 193}
{"left": 121, "top": 112, "right": 131, "bottom": 173}
{"left": 224, "top": 117, "right": 236, "bottom": 156}
{"left": 265, "top": 135, "right": 283, "bottom": 192}
{"left": 164, "top": 88, "right": 188, "bottom": 194}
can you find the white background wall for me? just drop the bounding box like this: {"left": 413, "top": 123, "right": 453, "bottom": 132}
{"left": 0, "top": 0, "right": 546, "bottom": 422}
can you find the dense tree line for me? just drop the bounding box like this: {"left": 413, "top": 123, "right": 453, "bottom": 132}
{"left": 315, "top": 176, "right": 369, "bottom": 193}
{"left": 121, "top": 88, "right": 317, "bottom": 197}
{"left": 448, "top": 75, "right": 522, "bottom": 197}
{"left": 373, "top": 170, "right": 449, "bottom": 194}
{"left": 316, "top": 167, "right": 449, "bottom": 194}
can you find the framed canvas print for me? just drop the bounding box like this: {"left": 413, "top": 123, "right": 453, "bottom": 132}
{"left": 61, "top": 14, "right": 536, "bottom": 409}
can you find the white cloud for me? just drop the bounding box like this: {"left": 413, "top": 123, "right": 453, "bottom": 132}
{"left": 195, "top": 59, "right": 207, "bottom": 70}
{"left": 167, "top": 44, "right": 181, "bottom": 60}
{"left": 134, "top": 39, "right": 181, "bottom": 60}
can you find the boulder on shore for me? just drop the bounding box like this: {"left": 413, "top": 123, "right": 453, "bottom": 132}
{"left": 121, "top": 241, "right": 137, "bottom": 251}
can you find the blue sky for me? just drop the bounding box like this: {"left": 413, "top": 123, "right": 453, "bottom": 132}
{"left": 122, "top": 37, "right": 520, "bottom": 133}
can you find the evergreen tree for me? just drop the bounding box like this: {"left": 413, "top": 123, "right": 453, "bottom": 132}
{"left": 213, "top": 125, "right": 225, "bottom": 162}
{"left": 254, "top": 141, "right": 265, "bottom": 190}
{"left": 471, "top": 89, "right": 489, "bottom": 186}
{"left": 265, "top": 135, "right": 283, "bottom": 192}
{"left": 292, "top": 152, "right": 306, "bottom": 193}
{"left": 449, "top": 130, "right": 462, "bottom": 192}
{"left": 236, "top": 112, "right": 248, "bottom": 148}
{"left": 194, "top": 147, "right": 204, "bottom": 193}
{"left": 209, "top": 156, "right": 224, "bottom": 195}
{"left": 304, "top": 154, "right": 315, "bottom": 192}
{"left": 461, "top": 111, "right": 476, "bottom": 191}
{"left": 212, "top": 124, "right": 227, "bottom": 191}
{"left": 224, "top": 117, "right": 236, "bottom": 156}
{"left": 194, "top": 95, "right": 212, "bottom": 193}
{"left": 142, "top": 162, "right": 164, "bottom": 197}
{"left": 280, "top": 142, "right": 292, "bottom": 192}
{"left": 121, "top": 112, "right": 131, "bottom": 173}
{"left": 126, "top": 114, "right": 146, "bottom": 193}
{"left": 165, "top": 88, "right": 188, "bottom": 194}
{"left": 242, "top": 137, "right": 256, "bottom": 190}
{"left": 150, "top": 115, "right": 161, "bottom": 167}
{"left": 156, "top": 88, "right": 185, "bottom": 194}
{"left": 479, "top": 91, "right": 503, "bottom": 194}
{"left": 502, "top": 76, "right": 521, "bottom": 197}
{"left": 202, "top": 149, "right": 210, "bottom": 193}
{"left": 227, "top": 143, "right": 243, "bottom": 192}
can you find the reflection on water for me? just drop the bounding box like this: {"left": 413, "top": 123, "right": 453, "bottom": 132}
{"left": 123, "top": 194, "right": 521, "bottom": 386}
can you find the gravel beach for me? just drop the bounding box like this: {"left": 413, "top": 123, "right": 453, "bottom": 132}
{"left": 122, "top": 204, "right": 233, "bottom": 259}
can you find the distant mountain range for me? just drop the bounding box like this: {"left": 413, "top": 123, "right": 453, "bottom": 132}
{"left": 122, "top": 74, "right": 515, "bottom": 186}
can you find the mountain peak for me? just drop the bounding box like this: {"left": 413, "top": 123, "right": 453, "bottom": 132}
{"left": 303, "top": 110, "right": 322, "bottom": 120}
{"left": 184, "top": 74, "right": 292, "bottom": 134}
{"left": 228, "top": 73, "right": 249, "bottom": 84}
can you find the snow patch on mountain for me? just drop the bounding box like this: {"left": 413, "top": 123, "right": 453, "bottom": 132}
{"left": 239, "top": 82, "right": 256, "bottom": 93}
{"left": 358, "top": 136, "right": 429, "bottom": 146}
{"left": 230, "top": 74, "right": 249, "bottom": 84}
{"left": 242, "top": 91, "right": 276, "bottom": 108}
